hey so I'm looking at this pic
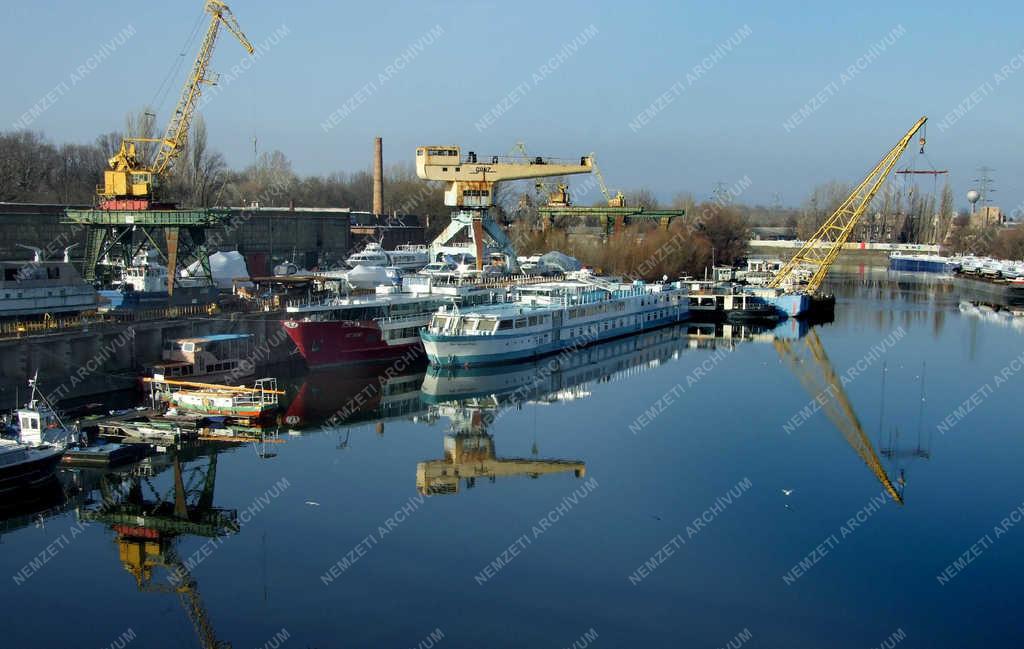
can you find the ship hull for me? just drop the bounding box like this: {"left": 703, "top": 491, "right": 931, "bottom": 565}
{"left": 890, "top": 258, "right": 954, "bottom": 273}
{"left": 0, "top": 448, "right": 65, "bottom": 495}
{"left": 422, "top": 310, "right": 686, "bottom": 367}
{"left": 283, "top": 320, "right": 422, "bottom": 367}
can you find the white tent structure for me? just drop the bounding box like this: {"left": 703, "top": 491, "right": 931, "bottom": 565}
{"left": 184, "top": 250, "right": 252, "bottom": 289}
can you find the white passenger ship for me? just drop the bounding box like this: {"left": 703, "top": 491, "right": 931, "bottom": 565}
{"left": 420, "top": 276, "right": 689, "bottom": 366}
{"left": 345, "top": 243, "right": 429, "bottom": 270}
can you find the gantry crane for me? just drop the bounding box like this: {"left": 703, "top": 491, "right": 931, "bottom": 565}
{"left": 775, "top": 329, "right": 904, "bottom": 504}
{"left": 101, "top": 0, "right": 254, "bottom": 209}
{"left": 68, "top": 0, "right": 254, "bottom": 295}
{"left": 770, "top": 116, "right": 928, "bottom": 294}
{"left": 415, "top": 145, "right": 592, "bottom": 271}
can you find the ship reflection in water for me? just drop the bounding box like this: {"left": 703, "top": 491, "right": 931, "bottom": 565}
{"left": 416, "top": 321, "right": 804, "bottom": 496}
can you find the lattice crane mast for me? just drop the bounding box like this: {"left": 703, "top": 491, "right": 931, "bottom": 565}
{"left": 769, "top": 116, "right": 928, "bottom": 294}
{"left": 101, "top": 0, "right": 254, "bottom": 209}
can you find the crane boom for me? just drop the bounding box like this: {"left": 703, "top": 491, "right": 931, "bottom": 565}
{"left": 588, "top": 153, "right": 625, "bottom": 207}
{"left": 769, "top": 116, "right": 928, "bottom": 294}
{"left": 153, "top": 0, "right": 254, "bottom": 177}
{"left": 415, "top": 146, "right": 592, "bottom": 208}
{"left": 101, "top": 0, "right": 254, "bottom": 207}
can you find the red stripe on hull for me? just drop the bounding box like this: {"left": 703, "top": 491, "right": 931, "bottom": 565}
{"left": 283, "top": 320, "right": 422, "bottom": 367}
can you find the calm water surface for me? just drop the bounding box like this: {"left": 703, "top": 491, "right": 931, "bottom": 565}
{"left": 2, "top": 268, "right": 1022, "bottom": 648}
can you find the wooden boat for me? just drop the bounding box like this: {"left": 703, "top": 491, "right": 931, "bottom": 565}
{"left": 144, "top": 377, "right": 283, "bottom": 420}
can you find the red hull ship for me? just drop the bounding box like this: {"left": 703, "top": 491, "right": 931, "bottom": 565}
{"left": 282, "top": 277, "right": 509, "bottom": 368}
{"left": 283, "top": 319, "right": 423, "bottom": 367}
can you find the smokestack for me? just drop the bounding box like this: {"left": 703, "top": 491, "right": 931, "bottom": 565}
{"left": 373, "top": 136, "right": 384, "bottom": 216}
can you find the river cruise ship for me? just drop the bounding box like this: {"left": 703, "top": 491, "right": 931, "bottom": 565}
{"left": 420, "top": 277, "right": 690, "bottom": 367}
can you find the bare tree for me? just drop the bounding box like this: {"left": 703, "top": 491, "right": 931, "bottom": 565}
{"left": 0, "top": 131, "right": 58, "bottom": 202}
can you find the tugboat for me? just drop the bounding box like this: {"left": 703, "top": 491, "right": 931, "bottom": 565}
{"left": 0, "top": 377, "right": 73, "bottom": 494}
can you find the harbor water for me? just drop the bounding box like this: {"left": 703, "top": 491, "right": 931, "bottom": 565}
{"left": 1, "top": 268, "right": 1022, "bottom": 648}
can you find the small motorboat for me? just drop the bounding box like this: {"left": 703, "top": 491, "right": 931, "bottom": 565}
{"left": 1, "top": 377, "right": 74, "bottom": 495}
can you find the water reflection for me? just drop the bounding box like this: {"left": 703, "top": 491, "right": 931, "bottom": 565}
{"left": 416, "top": 321, "right": 808, "bottom": 496}
{"left": 0, "top": 476, "right": 74, "bottom": 540}
{"left": 282, "top": 364, "right": 427, "bottom": 431}
{"left": 76, "top": 443, "right": 239, "bottom": 648}
{"left": 776, "top": 329, "right": 905, "bottom": 504}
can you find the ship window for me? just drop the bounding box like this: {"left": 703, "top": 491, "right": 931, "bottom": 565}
{"left": 514, "top": 318, "right": 527, "bottom": 328}
{"left": 498, "top": 319, "right": 513, "bottom": 330}
{"left": 48, "top": 267, "right": 60, "bottom": 279}
{"left": 528, "top": 316, "right": 538, "bottom": 326}
{"left": 479, "top": 319, "right": 498, "bottom": 333}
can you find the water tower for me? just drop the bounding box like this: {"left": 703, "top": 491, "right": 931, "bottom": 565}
{"left": 966, "top": 190, "right": 980, "bottom": 214}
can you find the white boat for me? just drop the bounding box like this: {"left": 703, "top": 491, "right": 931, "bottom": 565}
{"left": 1, "top": 378, "right": 73, "bottom": 494}
{"left": 100, "top": 246, "right": 218, "bottom": 311}
{"left": 418, "top": 261, "right": 458, "bottom": 276}
{"left": 143, "top": 333, "right": 256, "bottom": 382}
{"left": 0, "top": 245, "right": 99, "bottom": 318}
{"left": 346, "top": 264, "right": 392, "bottom": 289}
{"left": 421, "top": 276, "right": 690, "bottom": 366}
{"left": 346, "top": 243, "right": 428, "bottom": 271}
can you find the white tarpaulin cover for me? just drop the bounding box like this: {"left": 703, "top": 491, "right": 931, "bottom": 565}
{"left": 539, "top": 250, "right": 582, "bottom": 272}
{"left": 185, "top": 251, "right": 252, "bottom": 289}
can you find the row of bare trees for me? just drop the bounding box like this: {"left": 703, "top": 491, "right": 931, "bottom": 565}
{"left": 513, "top": 202, "right": 750, "bottom": 280}
{"left": 0, "top": 120, "right": 450, "bottom": 221}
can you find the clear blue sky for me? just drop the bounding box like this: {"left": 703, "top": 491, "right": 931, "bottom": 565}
{"left": 4, "top": 0, "right": 1023, "bottom": 213}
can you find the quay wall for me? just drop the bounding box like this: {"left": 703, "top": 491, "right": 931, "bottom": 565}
{"left": 0, "top": 312, "right": 296, "bottom": 409}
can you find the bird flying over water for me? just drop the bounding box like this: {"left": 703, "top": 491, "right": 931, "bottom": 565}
{"left": 781, "top": 489, "right": 794, "bottom": 496}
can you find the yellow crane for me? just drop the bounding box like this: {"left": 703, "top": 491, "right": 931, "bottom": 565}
{"left": 770, "top": 116, "right": 928, "bottom": 294}
{"left": 775, "top": 329, "right": 904, "bottom": 504}
{"left": 589, "top": 152, "right": 626, "bottom": 207}
{"left": 101, "top": 0, "right": 254, "bottom": 208}
{"left": 415, "top": 145, "right": 592, "bottom": 270}
{"left": 510, "top": 141, "right": 570, "bottom": 207}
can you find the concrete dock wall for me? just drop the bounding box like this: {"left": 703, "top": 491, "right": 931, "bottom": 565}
{"left": 0, "top": 313, "right": 296, "bottom": 409}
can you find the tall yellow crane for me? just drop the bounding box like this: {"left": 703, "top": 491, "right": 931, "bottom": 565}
{"left": 101, "top": 0, "right": 254, "bottom": 209}
{"left": 770, "top": 116, "right": 928, "bottom": 294}
{"left": 775, "top": 329, "right": 904, "bottom": 504}
{"left": 415, "top": 145, "right": 592, "bottom": 270}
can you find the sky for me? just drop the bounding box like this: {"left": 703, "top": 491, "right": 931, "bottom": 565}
{"left": 4, "top": 0, "right": 1024, "bottom": 214}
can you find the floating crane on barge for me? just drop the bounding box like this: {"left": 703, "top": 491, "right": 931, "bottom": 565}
{"left": 769, "top": 116, "right": 929, "bottom": 300}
